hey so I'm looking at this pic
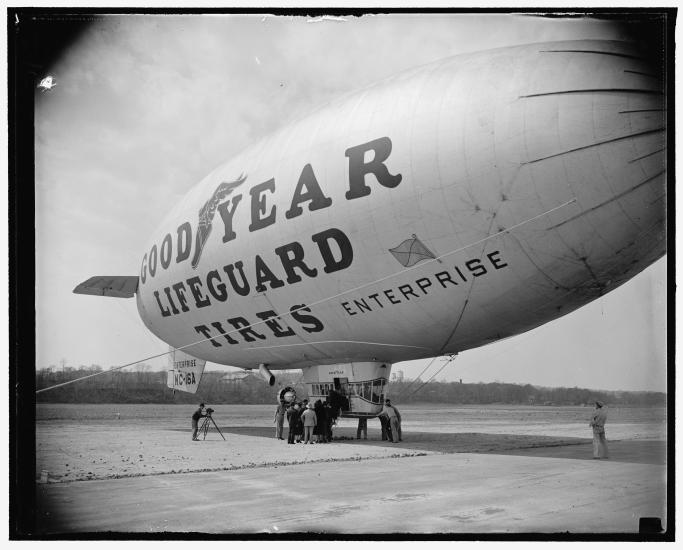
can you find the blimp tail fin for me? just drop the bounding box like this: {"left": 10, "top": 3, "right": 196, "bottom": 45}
{"left": 166, "top": 347, "right": 206, "bottom": 394}
{"left": 73, "top": 276, "right": 139, "bottom": 298}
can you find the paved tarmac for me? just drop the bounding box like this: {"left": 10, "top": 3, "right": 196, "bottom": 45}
{"left": 215, "top": 426, "right": 667, "bottom": 464}
{"left": 35, "top": 438, "right": 667, "bottom": 535}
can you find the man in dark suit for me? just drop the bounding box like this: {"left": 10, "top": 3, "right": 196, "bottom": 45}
{"left": 286, "top": 402, "right": 300, "bottom": 444}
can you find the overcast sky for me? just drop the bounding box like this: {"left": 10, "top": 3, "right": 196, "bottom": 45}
{"left": 34, "top": 13, "right": 667, "bottom": 392}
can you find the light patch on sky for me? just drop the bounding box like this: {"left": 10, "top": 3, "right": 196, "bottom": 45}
{"left": 35, "top": 13, "right": 667, "bottom": 392}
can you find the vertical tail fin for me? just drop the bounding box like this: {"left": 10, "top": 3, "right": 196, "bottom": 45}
{"left": 167, "top": 347, "right": 206, "bottom": 394}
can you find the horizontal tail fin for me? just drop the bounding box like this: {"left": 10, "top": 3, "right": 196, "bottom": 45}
{"left": 73, "top": 276, "right": 139, "bottom": 298}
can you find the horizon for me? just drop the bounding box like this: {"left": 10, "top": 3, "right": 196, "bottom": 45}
{"left": 35, "top": 365, "right": 667, "bottom": 396}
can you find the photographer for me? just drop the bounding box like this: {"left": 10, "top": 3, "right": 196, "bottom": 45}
{"left": 191, "top": 403, "right": 206, "bottom": 441}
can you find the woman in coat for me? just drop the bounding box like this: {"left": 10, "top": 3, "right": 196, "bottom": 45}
{"left": 314, "top": 400, "right": 326, "bottom": 443}
{"left": 294, "top": 403, "right": 305, "bottom": 443}
{"left": 286, "top": 403, "right": 299, "bottom": 444}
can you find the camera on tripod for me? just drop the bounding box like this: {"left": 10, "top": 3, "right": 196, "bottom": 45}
{"left": 197, "top": 407, "right": 225, "bottom": 441}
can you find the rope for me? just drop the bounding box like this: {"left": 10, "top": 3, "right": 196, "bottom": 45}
{"left": 37, "top": 198, "right": 576, "bottom": 394}
{"left": 405, "top": 354, "right": 457, "bottom": 399}
{"left": 395, "top": 356, "right": 440, "bottom": 399}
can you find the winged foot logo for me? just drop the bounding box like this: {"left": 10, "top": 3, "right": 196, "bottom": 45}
{"left": 191, "top": 174, "right": 248, "bottom": 269}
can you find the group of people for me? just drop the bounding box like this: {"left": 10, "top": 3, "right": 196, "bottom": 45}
{"left": 275, "top": 396, "right": 404, "bottom": 444}
{"left": 196, "top": 399, "right": 606, "bottom": 459}
{"left": 275, "top": 398, "right": 338, "bottom": 444}
{"left": 191, "top": 396, "right": 405, "bottom": 444}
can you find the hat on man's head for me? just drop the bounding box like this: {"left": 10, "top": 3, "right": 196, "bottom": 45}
{"left": 595, "top": 401, "right": 604, "bottom": 408}
{"left": 200, "top": 403, "right": 205, "bottom": 407}
{"left": 385, "top": 399, "right": 391, "bottom": 404}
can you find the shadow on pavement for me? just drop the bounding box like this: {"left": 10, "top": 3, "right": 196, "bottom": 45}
{"left": 186, "top": 426, "right": 666, "bottom": 465}
{"left": 493, "top": 439, "right": 667, "bottom": 465}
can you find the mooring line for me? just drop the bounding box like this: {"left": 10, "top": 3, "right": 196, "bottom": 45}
{"left": 395, "top": 355, "right": 441, "bottom": 399}
{"left": 406, "top": 354, "right": 458, "bottom": 398}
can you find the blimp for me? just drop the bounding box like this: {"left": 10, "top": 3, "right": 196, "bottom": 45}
{"left": 73, "top": 39, "right": 666, "bottom": 417}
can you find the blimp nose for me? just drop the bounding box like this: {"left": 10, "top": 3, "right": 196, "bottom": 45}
{"left": 516, "top": 41, "right": 665, "bottom": 273}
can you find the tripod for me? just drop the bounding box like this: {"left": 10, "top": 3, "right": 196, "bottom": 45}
{"left": 199, "top": 413, "right": 226, "bottom": 440}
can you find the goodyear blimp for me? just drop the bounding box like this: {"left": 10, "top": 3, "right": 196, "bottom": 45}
{"left": 74, "top": 39, "right": 666, "bottom": 417}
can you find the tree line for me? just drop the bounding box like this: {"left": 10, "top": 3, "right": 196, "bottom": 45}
{"left": 35, "top": 366, "right": 666, "bottom": 406}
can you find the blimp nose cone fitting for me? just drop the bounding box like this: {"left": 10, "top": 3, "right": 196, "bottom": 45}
{"left": 519, "top": 43, "right": 664, "bottom": 167}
